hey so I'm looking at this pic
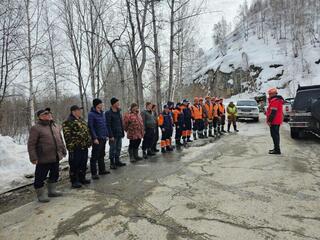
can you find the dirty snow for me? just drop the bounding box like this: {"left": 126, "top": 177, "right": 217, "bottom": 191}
{"left": 0, "top": 135, "right": 33, "bottom": 193}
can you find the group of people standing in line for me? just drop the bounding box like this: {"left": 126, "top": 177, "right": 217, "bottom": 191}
{"left": 27, "top": 96, "right": 239, "bottom": 203}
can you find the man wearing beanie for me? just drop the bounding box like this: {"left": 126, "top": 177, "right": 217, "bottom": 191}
{"left": 88, "top": 98, "right": 110, "bottom": 179}
{"left": 105, "top": 97, "right": 126, "bottom": 169}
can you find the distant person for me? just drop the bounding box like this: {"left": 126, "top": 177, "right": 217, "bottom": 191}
{"left": 266, "top": 88, "right": 284, "bottom": 155}
{"left": 28, "top": 108, "right": 67, "bottom": 203}
{"left": 88, "top": 98, "right": 110, "bottom": 179}
{"left": 141, "top": 102, "right": 157, "bottom": 159}
{"left": 227, "top": 101, "right": 239, "bottom": 132}
{"left": 151, "top": 104, "right": 160, "bottom": 153}
{"left": 181, "top": 99, "right": 193, "bottom": 143}
{"left": 159, "top": 105, "right": 174, "bottom": 153}
{"left": 123, "top": 103, "right": 144, "bottom": 162}
{"left": 218, "top": 98, "right": 227, "bottom": 133}
{"left": 105, "top": 97, "right": 126, "bottom": 169}
{"left": 191, "top": 97, "right": 203, "bottom": 139}
{"left": 62, "top": 105, "right": 92, "bottom": 188}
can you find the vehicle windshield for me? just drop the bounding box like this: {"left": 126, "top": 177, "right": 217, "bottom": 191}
{"left": 237, "top": 101, "right": 258, "bottom": 107}
{"left": 293, "top": 89, "right": 320, "bottom": 111}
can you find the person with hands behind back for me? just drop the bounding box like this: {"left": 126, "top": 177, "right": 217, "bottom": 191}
{"left": 28, "top": 108, "right": 67, "bottom": 203}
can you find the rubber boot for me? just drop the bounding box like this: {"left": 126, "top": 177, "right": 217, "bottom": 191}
{"left": 133, "top": 149, "right": 143, "bottom": 161}
{"left": 161, "top": 148, "right": 166, "bottom": 153}
{"left": 187, "top": 137, "right": 193, "bottom": 142}
{"left": 35, "top": 187, "right": 50, "bottom": 203}
{"left": 193, "top": 132, "right": 197, "bottom": 140}
{"left": 115, "top": 157, "right": 126, "bottom": 167}
{"left": 228, "top": 123, "right": 231, "bottom": 133}
{"left": 110, "top": 158, "right": 117, "bottom": 169}
{"left": 147, "top": 149, "right": 156, "bottom": 156}
{"left": 70, "top": 173, "right": 82, "bottom": 188}
{"left": 209, "top": 129, "right": 214, "bottom": 137}
{"left": 234, "top": 124, "right": 239, "bottom": 132}
{"left": 129, "top": 148, "right": 135, "bottom": 162}
{"left": 79, "top": 171, "right": 91, "bottom": 185}
{"left": 166, "top": 145, "right": 174, "bottom": 152}
{"left": 48, "top": 182, "right": 63, "bottom": 197}
{"left": 143, "top": 150, "right": 148, "bottom": 159}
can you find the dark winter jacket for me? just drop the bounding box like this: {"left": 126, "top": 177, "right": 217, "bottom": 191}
{"left": 105, "top": 108, "right": 125, "bottom": 138}
{"left": 28, "top": 120, "right": 67, "bottom": 164}
{"left": 158, "top": 112, "right": 173, "bottom": 131}
{"left": 141, "top": 110, "right": 157, "bottom": 129}
{"left": 62, "top": 114, "right": 92, "bottom": 152}
{"left": 88, "top": 107, "right": 108, "bottom": 140}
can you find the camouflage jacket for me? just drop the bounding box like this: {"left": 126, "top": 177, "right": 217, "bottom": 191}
{"left": 62, "top": 114, "right": 92, "bottom": 152}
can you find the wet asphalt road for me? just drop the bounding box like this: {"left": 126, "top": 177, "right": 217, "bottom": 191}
{"left": 0, "top": 115, "right": 320, "bottom": 240}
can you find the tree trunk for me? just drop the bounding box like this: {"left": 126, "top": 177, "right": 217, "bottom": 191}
{"left": 151, "top": 0, "right": 162, "bottom": 113}
{"left": 168, "top": 0, "right": 175, "bottom": 101}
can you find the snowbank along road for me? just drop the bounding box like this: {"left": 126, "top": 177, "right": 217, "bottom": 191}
{"left": 0, "top": 115, "right": 320, "bottom": 240}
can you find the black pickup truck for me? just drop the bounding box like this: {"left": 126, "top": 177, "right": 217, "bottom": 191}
{"left": 289, "top": 85, "right": 320, "bottom": 139}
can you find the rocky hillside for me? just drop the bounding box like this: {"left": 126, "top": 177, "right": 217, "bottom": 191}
{"left": 191, "top": 0, "right": 320, "bottom": 99}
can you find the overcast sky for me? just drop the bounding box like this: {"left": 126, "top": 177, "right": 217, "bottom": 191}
{"left": 195, "top": 0, "right": 253, "bottom": 50}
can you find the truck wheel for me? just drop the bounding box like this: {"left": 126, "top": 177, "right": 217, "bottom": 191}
{"left": 311, "top": 99, "right": 320, "bottom": 121}
{"left": 291, "top": 128, "right": 301, "bottom": 139}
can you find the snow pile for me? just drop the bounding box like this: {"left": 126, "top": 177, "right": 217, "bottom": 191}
{"left": 0, "top": 135, "right": 34, "bottom": 193}
{"left": 193, "top": 29, "right": 320, "bottom": 99}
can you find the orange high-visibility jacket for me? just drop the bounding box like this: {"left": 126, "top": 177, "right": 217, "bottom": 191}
{"left": 218, "top": 104, "right": 225, "bottom": 116}
{"left": 172, "top": 109, "right": 180, "bottom": 123}
{"left": 191, "top": 105, "right": 203, "bottom": 120}
{"left": 213, "top": 104, "right": 219, "bottom": 118}
{"left": 204, "top": 102, "right": 214, "bottom": 120}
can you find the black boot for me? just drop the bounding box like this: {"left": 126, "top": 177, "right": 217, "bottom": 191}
{"left": 161, "top": 148, "right": 166, "bottom": 153}
{"left": 79, "top": 171, "right": 91, "bottom": 185}
{"left": 116, "top": 157, "right": 126, "bottom": 167}
{"left": 234, "top": 125, "right": 239, "bottom": 132}
{"left": 110, "top": 158, "right": 117, "bottom": 169}
{"left": 269, "top": 149, "right": 281, "bottom": 155}
{"left": 187, "top": 137, "right": 193, "bottom": 142}
{"left": 70, "top": 172, "right": 82, "bottom": 188}
{"left": 143, "top": 150, "right": 148, "bottom": 159}
{"left": 153, "top": 147, "right": 160, "bottom": 152}
{"left": 193, "top": 133, "right": 197, "bottom": 140}
{"left": 227, "top": 124, "right": 231, "bottom": 133}
{"left": 166, "top": 146, "right": 174, "bottom": 152}
{"left": 133, "top": 149, "right": 143, "bottom": 161}
{"left": 147, "top": 149, "right": 156, "bottom": 156}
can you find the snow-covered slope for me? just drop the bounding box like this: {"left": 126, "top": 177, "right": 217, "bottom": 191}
{"left": 0, "top": 135, "right": 33, "bottom": 193}
{"left": 194, "top": 29, "right": 320, "bottom": 99}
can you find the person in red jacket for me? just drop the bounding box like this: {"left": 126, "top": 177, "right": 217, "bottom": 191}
{"left": 266, "top": 88, "right": 284, "bottom": 155}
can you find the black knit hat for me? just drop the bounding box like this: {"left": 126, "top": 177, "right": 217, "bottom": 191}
{"left": 93, "top": 98, "right": 102, "bottom": 108}
{"left": 110, "top": 97, "right": 119, "bottom": 106}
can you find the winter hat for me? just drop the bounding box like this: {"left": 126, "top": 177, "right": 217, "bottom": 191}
{"left": 163, "top": 104, "right": 169, "bottom": 109}
{"left": 110, "top": 97, "right": 119, "bottom": 106}
{"left": 167, "top": 101, "right": 174, "bottom": 108}
{"left": 36, "top": 108, "right": 51, "bottom": 117}
{"left": 268, "top": 88, "right": 278, "bottom": 95}
{"left": 93, "top": 98, "right": 103, "bottom": 108}
{"left": 182, "top": 99, "right": 189, "bottom": 103}
{"left": 70, "top": 105, "right": 83, "bottom": 112}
